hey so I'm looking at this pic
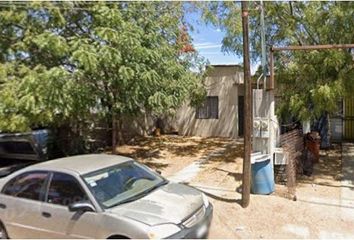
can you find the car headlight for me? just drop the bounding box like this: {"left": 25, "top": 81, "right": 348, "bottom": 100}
{"left": 147, "top": 224, "right": 181, "bottom": 239}
{"left": 202, "top": 193, "right": 209, "bottom": 208}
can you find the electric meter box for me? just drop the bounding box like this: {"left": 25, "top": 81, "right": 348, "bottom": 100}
{"left": 260, "top": 119, "right": 269, "bottom": 138}
{"left": 253, "top": 118, "right": 270, "bottom": 138}
{"left": 253, "top": 119, "right": 261, "bottom": 138}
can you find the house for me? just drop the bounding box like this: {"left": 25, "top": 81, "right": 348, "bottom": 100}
{"left": 176, "top": 65, "right": 244, "bottom": 139}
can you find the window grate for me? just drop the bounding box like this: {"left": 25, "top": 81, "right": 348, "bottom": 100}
{"left": 196, "top": 96, "right": 219, "bottom": 119}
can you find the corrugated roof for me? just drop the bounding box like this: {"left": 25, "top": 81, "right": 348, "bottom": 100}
{"left": 208, "top": 64, "right": 243, "bottom": 68}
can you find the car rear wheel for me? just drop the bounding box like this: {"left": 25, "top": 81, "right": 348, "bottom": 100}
{"left": 0, "top": 223, "right": 8, "bottom": 239}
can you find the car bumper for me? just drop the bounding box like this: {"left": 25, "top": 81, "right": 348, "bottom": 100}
{"left": 167, "top": 204, "right": 213, "bottom": 239}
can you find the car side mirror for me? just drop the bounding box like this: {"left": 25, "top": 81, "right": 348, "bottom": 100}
{"left": 68, "top": 202, "right": 95, "bottom": 212}
{"left": 156, "top": 170, "right": 162, "bottom": 175}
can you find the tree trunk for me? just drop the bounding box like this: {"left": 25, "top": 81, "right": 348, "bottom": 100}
{"left": 117, "top": 117, "right": 125, "bottom": 145}
{"left": 112, "top": 114, "right": 117, "bottom": 154}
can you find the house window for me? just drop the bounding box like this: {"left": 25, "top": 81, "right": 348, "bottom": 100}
{"left": 196, "top": 96, "right": 219, "bottom": 119}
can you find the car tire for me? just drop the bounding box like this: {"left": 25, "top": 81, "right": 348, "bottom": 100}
{"left": 107, "top": 235, "right": 129, "bottom": 239}
{"left": 0, "top": 222, "right": 8, "bottom": 239}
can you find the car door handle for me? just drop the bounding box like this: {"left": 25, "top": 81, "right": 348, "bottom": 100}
{"left": 42, "top": 212, "right": 51, "bottom": 218}
{"left": 0, "top": 203, "right": 6, "bottom": 209}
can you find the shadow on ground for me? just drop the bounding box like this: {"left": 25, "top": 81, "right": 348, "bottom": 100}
{"left": 200, "top": 143, "right": 244, "bottom": 165}
{"left": 297, "top": 144, "right": 343, "bottom": 187}
{"left": 213, "top": 168, "right": 243, "bottom": 181}
{"left": 185, "top": 182, "right": 242, "bottom": 205}
{"left": 114, "top": 135, "right": 234, "bottom": 171}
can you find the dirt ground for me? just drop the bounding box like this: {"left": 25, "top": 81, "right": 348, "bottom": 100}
{"left": 116, "top": 136, "right": 354, "bottom": 238}
{"left": 115, "top": 135, "right": 232, "bottom": 177}
{"left": 189, "top": 143, "right": 354, "bottom": 239}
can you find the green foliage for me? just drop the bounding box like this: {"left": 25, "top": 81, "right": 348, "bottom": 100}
{"left": 0, "top": 2, "right": 206, "bottom": 132}
{"left": 200, "top": 1, "right": 354, "bottom": 121}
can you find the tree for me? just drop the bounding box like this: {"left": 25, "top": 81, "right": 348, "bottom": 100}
{"left": 0, "top": 2, "right": 206, "bottom": 149}
{"left": 200, "top": 1, "right": 354, "bottom": 122}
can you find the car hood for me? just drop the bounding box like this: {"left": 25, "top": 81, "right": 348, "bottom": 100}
{"left": 107, "top": 182, "right": 203, "bottom": 226}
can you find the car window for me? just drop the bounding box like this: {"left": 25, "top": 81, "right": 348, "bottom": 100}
{"left": 83, "top": 161, "right": 166, "bottom": 208}
{"left": 2, "top": 171, "right": 48, "bottom": 201}
{"left": 47, "top": 172, "right": 89, "bottom": 206}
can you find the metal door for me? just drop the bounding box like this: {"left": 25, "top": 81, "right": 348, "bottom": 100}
{"left": 344, "top": 97, "right": 354, "bottom": 141}
{"left": 238, "top": 96, "right": 244, "bottom": 136}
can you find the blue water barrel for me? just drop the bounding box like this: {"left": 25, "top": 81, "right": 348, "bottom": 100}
{"left": 251, "top": 159, "right": 275, "bottom": 194}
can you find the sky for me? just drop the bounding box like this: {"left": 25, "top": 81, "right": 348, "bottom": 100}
{"left": 186, "top": 10, "right": 259, "bottom": 73}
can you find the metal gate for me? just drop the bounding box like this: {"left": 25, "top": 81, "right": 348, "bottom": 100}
{"left": 344, "top": 97, "right": 354, "bottom": 141}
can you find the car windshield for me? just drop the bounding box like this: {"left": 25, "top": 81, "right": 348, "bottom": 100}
{"left": 83, "top": 161, "right": 166, "bottom": 208}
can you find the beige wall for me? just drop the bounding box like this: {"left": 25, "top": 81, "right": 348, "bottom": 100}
{"left": 176, "top": 66, "right": 244, "bottom": 139}
{"left": 120, "top": 113, "right": 155, "bottom": 142}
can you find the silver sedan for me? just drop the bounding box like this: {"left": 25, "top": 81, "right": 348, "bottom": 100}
{"left": 0, "top": 154, "right": 213, "bottom": 239}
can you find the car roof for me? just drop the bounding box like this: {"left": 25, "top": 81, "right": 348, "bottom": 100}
{"left": 24, "top": 154, "right": 133, "bottom": 175}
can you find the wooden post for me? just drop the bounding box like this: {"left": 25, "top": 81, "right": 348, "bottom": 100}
{"left": 241, "top": 1, "right": 252, "bottom": 208}
{"left": 268, "top": 44, "right": 354, "bottom": 90}
{"left": 271, "top": 44, "right": 354, "bottom": 51}
{"left": 268, "top": 49, "right": 274, "bottom": 90}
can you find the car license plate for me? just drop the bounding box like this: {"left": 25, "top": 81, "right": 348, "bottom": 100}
{"left": 196, "top": 223, "right": 208, "bottom": 238}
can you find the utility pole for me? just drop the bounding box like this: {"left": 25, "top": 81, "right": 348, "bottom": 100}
{"left": 241, "top": 1, "right": 252, "bottom": 208}
{"left": 260, "top": 0, "right": 267, "bottom": 77}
